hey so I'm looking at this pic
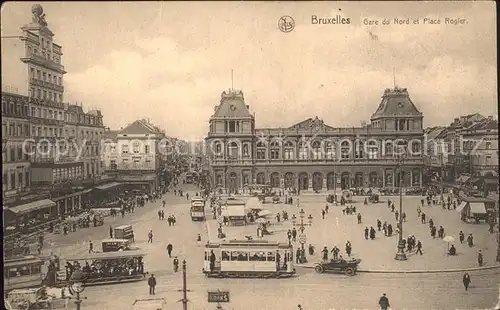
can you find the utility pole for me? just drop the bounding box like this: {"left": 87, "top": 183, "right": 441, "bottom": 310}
{"left": 178, "top": 259, "right": 189, "bottom": 310}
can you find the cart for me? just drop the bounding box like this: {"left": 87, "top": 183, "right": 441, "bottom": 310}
{"left": 368, "top": 193, "right": 380, "bottom": 203}
{"left": 314, "top": 258, "right": 361, "bottom": 276}
{"left": 272, "top": 196, "right": 280, "bottom": 204}
{"left": 6, "top": 288, "right": 53, "bottom": 310}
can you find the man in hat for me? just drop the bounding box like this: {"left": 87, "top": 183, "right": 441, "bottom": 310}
{"left": 378, "top": 293, "right": 390, "bottom": 310}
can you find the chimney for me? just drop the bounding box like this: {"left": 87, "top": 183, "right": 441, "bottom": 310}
{"left": 454, "top": 118, "right": 459, "bottom": 123}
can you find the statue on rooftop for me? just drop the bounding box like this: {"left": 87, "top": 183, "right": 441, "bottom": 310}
{"left": 31, "top": 4, "right": 48, "bottom": 27}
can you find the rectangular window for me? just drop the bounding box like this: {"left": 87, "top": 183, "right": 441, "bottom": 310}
{"left": 145, "top": 145, "right": 150, "bottom": 154}
{"left": 30, "top": 68, "right": 35, "bottom": 77}
{"left": 133, "top": 141, "right": 140, "bottom": 154}
{"left": 10, "top": 173, "right": 15, "bottom": 189}
{"left": 37, "top": 70, "right": 41, "bottom": 79}
{"left": 270, "top": 149, "right": 280, "bottom": 160}
{"left": 43, "top": 72, "right": 46, "bottom": 81}
{"left": 299, "top": 147, "right": 308, "bottom": 160}
{"left": 486, "top": 142, "right": 491, "bottom": 150}
{"left": 122, "top": 145, "right": 129, "bottom": 154}
{"left": 10, "top": 148, "right": 15, "bottom": 162}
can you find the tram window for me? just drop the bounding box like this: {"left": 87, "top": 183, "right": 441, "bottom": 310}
{"left": 249, "top": 252, "right": 266, "bottom": 261}
{"left": 222, "top": 251, "right": 230, "bottom": 261}
{"left": 231, "top": 251, "right": 248, "bottom": 261}
{"left": 8, "top": 268, "right": 19, "bottom": 277}
{"left": 20, "top": 266, "right": 30, "bottom": 276}
{"left": 267, "top": 252, "right": 276, "bottom": 261}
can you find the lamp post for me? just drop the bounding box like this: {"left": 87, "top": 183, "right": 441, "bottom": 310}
{"left": 69, "top": 268, "right": 86, "bottom": 310}
{"left": 395, "top": 152, "right": 407, "bottom": 261}
{"left": 291, "top": 209, "right": 313, "bottom": 263}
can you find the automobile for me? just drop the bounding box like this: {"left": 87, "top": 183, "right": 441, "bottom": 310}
{"left": 102, "top": 239, "right": 137, "bottom": 252}
{"left": 314, "top": 258, "right": 361, "bottom": 276}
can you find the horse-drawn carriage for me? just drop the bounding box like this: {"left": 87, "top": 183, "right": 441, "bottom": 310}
{"left": 314, "top": 258, "right": 361, "bottom": 276}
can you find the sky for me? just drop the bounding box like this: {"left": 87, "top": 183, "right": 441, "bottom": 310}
{"left": 1, "top": 1, "right": 497, "bottom": 140}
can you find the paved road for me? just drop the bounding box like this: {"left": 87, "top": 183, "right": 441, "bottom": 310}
{"left": 208, "top": 194, "right": 498, "bottom": 271}
{"left": 41, "top": 186, "right": 500, "bottom": 309}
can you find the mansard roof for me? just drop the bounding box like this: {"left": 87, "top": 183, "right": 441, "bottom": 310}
{"left": 212, "top": 89, "right": 253, "bottom": 118}
{"left": 371, "top": 87, "right": 422, "bottom": 120}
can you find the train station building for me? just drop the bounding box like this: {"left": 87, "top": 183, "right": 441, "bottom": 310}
{"left": 205, "top": 87, "right": 425, "bottom": 193}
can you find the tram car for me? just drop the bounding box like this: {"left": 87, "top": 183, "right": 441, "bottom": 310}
{"left": 203, "top": 240, "right": 295, "bottom": 278}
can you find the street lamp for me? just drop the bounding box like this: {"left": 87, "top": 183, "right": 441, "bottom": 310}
{"left": 69, "top": 268, "right": 86, "bottom": 310}
{"left": 395, "top": 152, "right": 407, "bottom": 261}
{"left": 291, "top": 209, "right": 313, "bottom": 263}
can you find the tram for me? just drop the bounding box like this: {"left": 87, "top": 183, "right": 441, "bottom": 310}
{"left": 190, "top": 197, "right": 206, "bottom": 221}
{"left": 55, "top": 249, "right": 147, "bottom": 286}
{"left": 4, "top": 255, "right": 44, "bottom": 292}
{"left": 203, "top": 240, "right": 295, "bottom": 278}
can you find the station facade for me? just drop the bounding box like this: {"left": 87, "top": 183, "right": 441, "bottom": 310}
{"left": 205, "top": 87, "right": 425, "bottom": 192}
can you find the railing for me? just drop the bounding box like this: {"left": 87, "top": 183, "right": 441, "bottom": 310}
{"left": 29, "top": 77, "right": 64, "bottom": 92}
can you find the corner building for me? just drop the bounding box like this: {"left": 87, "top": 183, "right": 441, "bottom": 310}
{"left": 205, "top": 87, "right": 425, "bottom": 193}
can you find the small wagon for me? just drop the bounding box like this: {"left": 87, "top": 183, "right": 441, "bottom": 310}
{"left": 368, "top": 193, "right": 380, "bottom": 203}
{"left": 314, "top": 258, "right": 361, "bottom": 276}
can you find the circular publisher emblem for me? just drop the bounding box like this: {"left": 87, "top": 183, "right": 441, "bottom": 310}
{"left": 278, "top": 16, "right": 295, "bottom": 33}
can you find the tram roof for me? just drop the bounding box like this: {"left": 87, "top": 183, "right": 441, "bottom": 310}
{"left": 4, "top": 256, "right": 44, "bottom": 268}
{"left": 206, "top": 240, "right": 291, "bottom": 248}
{"left": 63, "top": 249, "right": 146, "bottom": 262}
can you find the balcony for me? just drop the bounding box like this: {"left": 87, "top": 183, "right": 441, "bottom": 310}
{"left": 30, "top": 77, "right": 64, "bottom": 92}
{"left": 30, "top": 117, "right": 64, "bottom": 126}
{"left": 21, "top": 53, "right": 66, "bottom": 73}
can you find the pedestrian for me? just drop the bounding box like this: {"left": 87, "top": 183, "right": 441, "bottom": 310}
{"left": 467, "top": 233, "right": 474, "bottom": 247}
{"left": 322, "top": 246, "right": 328, "bottom": 262}
{"left": 287, "top": 230, "right": 292, "bottom": 244}
{"left": 197, "top": 233, "right": 202, "bottom": 246}
{"left": 377, "top": 219, "right": 381, "bottom": 231}
{"left": 325, "top": 204, "right": 329, "bottom": 213}
{"left": 438, "top": 226, "right": 445, "bottom": 239}
{"left": 161, "top": 210, "right": 165, "bottom": 220}
{"left": 378, "top": 293, "right": 390, "bottom": 310}
{"left": 167, "top": 243, "right": 173, "bottom": 258}
{"left": 292, "top": 228, "right": 297, "bottom": 242}
{"left": 209, "top": 250, "right": 216, "bottom": 272}
{"left": 158, "top": 210, "right": 162, "bottom": 220}
{"left": 462, "top": 272, "right": 471, "bottom": 291}
{"left": 459, "top": 231, "right": 465, "bottom": 243}
{"left": 321, "top": 209, "right": 325, "bottom": 219}
{"left": 395, "top": 210, "right": 399, "bottom": 221}
{"left": 148, "top": 230, "right": 153, "bottom": 243}
{"left": 357, "top": 213, "right": 362, "bottom": 224}
{"left": 421, "top": 212, "right": 426, "bottom": 224}
{"left": 416, "top": 240, "right": 423, "bottom": 255}
{"left": 364, "top": 227, "right": 369, "bottom": 240}
{"left": 402, "top": 212, "right": 406, "bottom": 222}
{"left": 430, "top": 226, "right": 436, "bottom": 239}
{"left": 296, "top": 248, "right": 301, "bottom": 264}
{"left": 109, "top": 226, "right": 113, "bottom": 239}
{"left": 477, "top": 250, "right": 483, "bottom": 266}
{"left": 370, "top": 226, "right": 376, "bottom": 240}
{"left": 417, "top": 206, "right": 421, "bottom": 218}
{"left": 88, "top": 240, "right": 94, "bottom": 254}
{"left": 148, "top": 274, "right": 156, "bottom": 295}
{"left": 162, "top": 200, "right": 166, "bottom": 208}
{"left": 345, "top": 241, "right": 352, "bottom": 256}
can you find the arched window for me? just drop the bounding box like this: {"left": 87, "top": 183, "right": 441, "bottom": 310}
{"left": 324, "top": 141, "right": 336, "bottom": 160}
{"left": 228, "top": 142, "right": 239, "bottom": 159}
{"left": 383, "top": 141, "right": 393, "bottom": 157}
{"left": 311, "top": 141, "right": 322, "bottom": 160}
{"left": 298, "top": 142, "right": 308, "bottom": 160}
{"left": 256, "top": 141, "right": 267, "bottom": 160}
{"left": 214, "top": 142, "right": 223, "bottom": 158}
{"left": 367, "top": 140, "right": 379, "bottom": 159}
{"left": 270, "top": 141, "right": 281, "bottom": 160}
{"left": 284, "top": 141, "right": 294, "bottom": 160}
{"left": 340, "top": 141, "right": 350, "bottom": 159}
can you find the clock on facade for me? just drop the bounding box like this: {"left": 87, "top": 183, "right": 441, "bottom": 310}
{"left": 230, "top": 104, "right": 236, "bottom": 111}
{"left": 398, "top": 102, "right": 404, "bottom": 108}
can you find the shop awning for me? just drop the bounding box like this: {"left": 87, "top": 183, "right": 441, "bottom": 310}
{"left": 7, "top": 199, "right": 56, "bottom": 215}
{"left": 95, "top": 182, "right": 121, "bottom": 190}
{"left": 469, "top": 203, "right": 487, "bottom": 214}
{"left": 456, "top": 202, "right": 467, "bottom": 213}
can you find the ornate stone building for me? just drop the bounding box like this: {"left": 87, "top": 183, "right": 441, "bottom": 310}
{"left": 205, "top": 87, "right": 425, "bottom": 193}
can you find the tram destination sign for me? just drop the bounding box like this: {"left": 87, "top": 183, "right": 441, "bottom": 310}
{"left": 207, "top": 290, "right": 230, "bottom": 303}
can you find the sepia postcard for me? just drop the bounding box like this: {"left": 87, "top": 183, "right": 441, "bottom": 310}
{"left": 1, "top": 2, "right": 499, "bottom": 310}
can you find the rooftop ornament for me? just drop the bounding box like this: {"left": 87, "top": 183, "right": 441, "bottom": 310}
{"left": 31, "top": 4, "right": 48, "bottom": 27}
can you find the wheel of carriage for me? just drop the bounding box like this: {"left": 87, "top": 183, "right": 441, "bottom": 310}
{"left": 344, "top": 267, "right": 355, "bottom": 276}
{"left": 314, "top": 265, "right": 324, "bottom": 273}
{"left": 95, "top": 261, "right": 102, "bottom": 270}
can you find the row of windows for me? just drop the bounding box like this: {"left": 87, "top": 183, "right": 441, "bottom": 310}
{"left": 2, "top": 100, "right": 29, "bottom": 118}
{"left": 120, "top": 145, "right": 151, "bottom": 154}
{"left": 53, "top": 166, "right": 83, "bottom": 182}
{"left": 30, "top": 106, "right": 64, "bottom": 120}
{"left": 4, "top": 263, "right": 41, "bottom": 279}
{"left": 221, "top": 251, "right": 278, "bottom": 262}
{"left": 30, "top": 67, "right": 63, "bottom": 85}
{"left": 2, "top": 171, "right": 30, "bottom": 191}
{"left": 30, "top": 87, "right": 63, "bottom": 103}
{"left": 27, "top": 41, "right": 61, "bottom": 64}
{"left": 3, "top": 147, "right": 29, "bottom": 163}
{"left": 2, "top": 123, "right": 30, "bottom": 138}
